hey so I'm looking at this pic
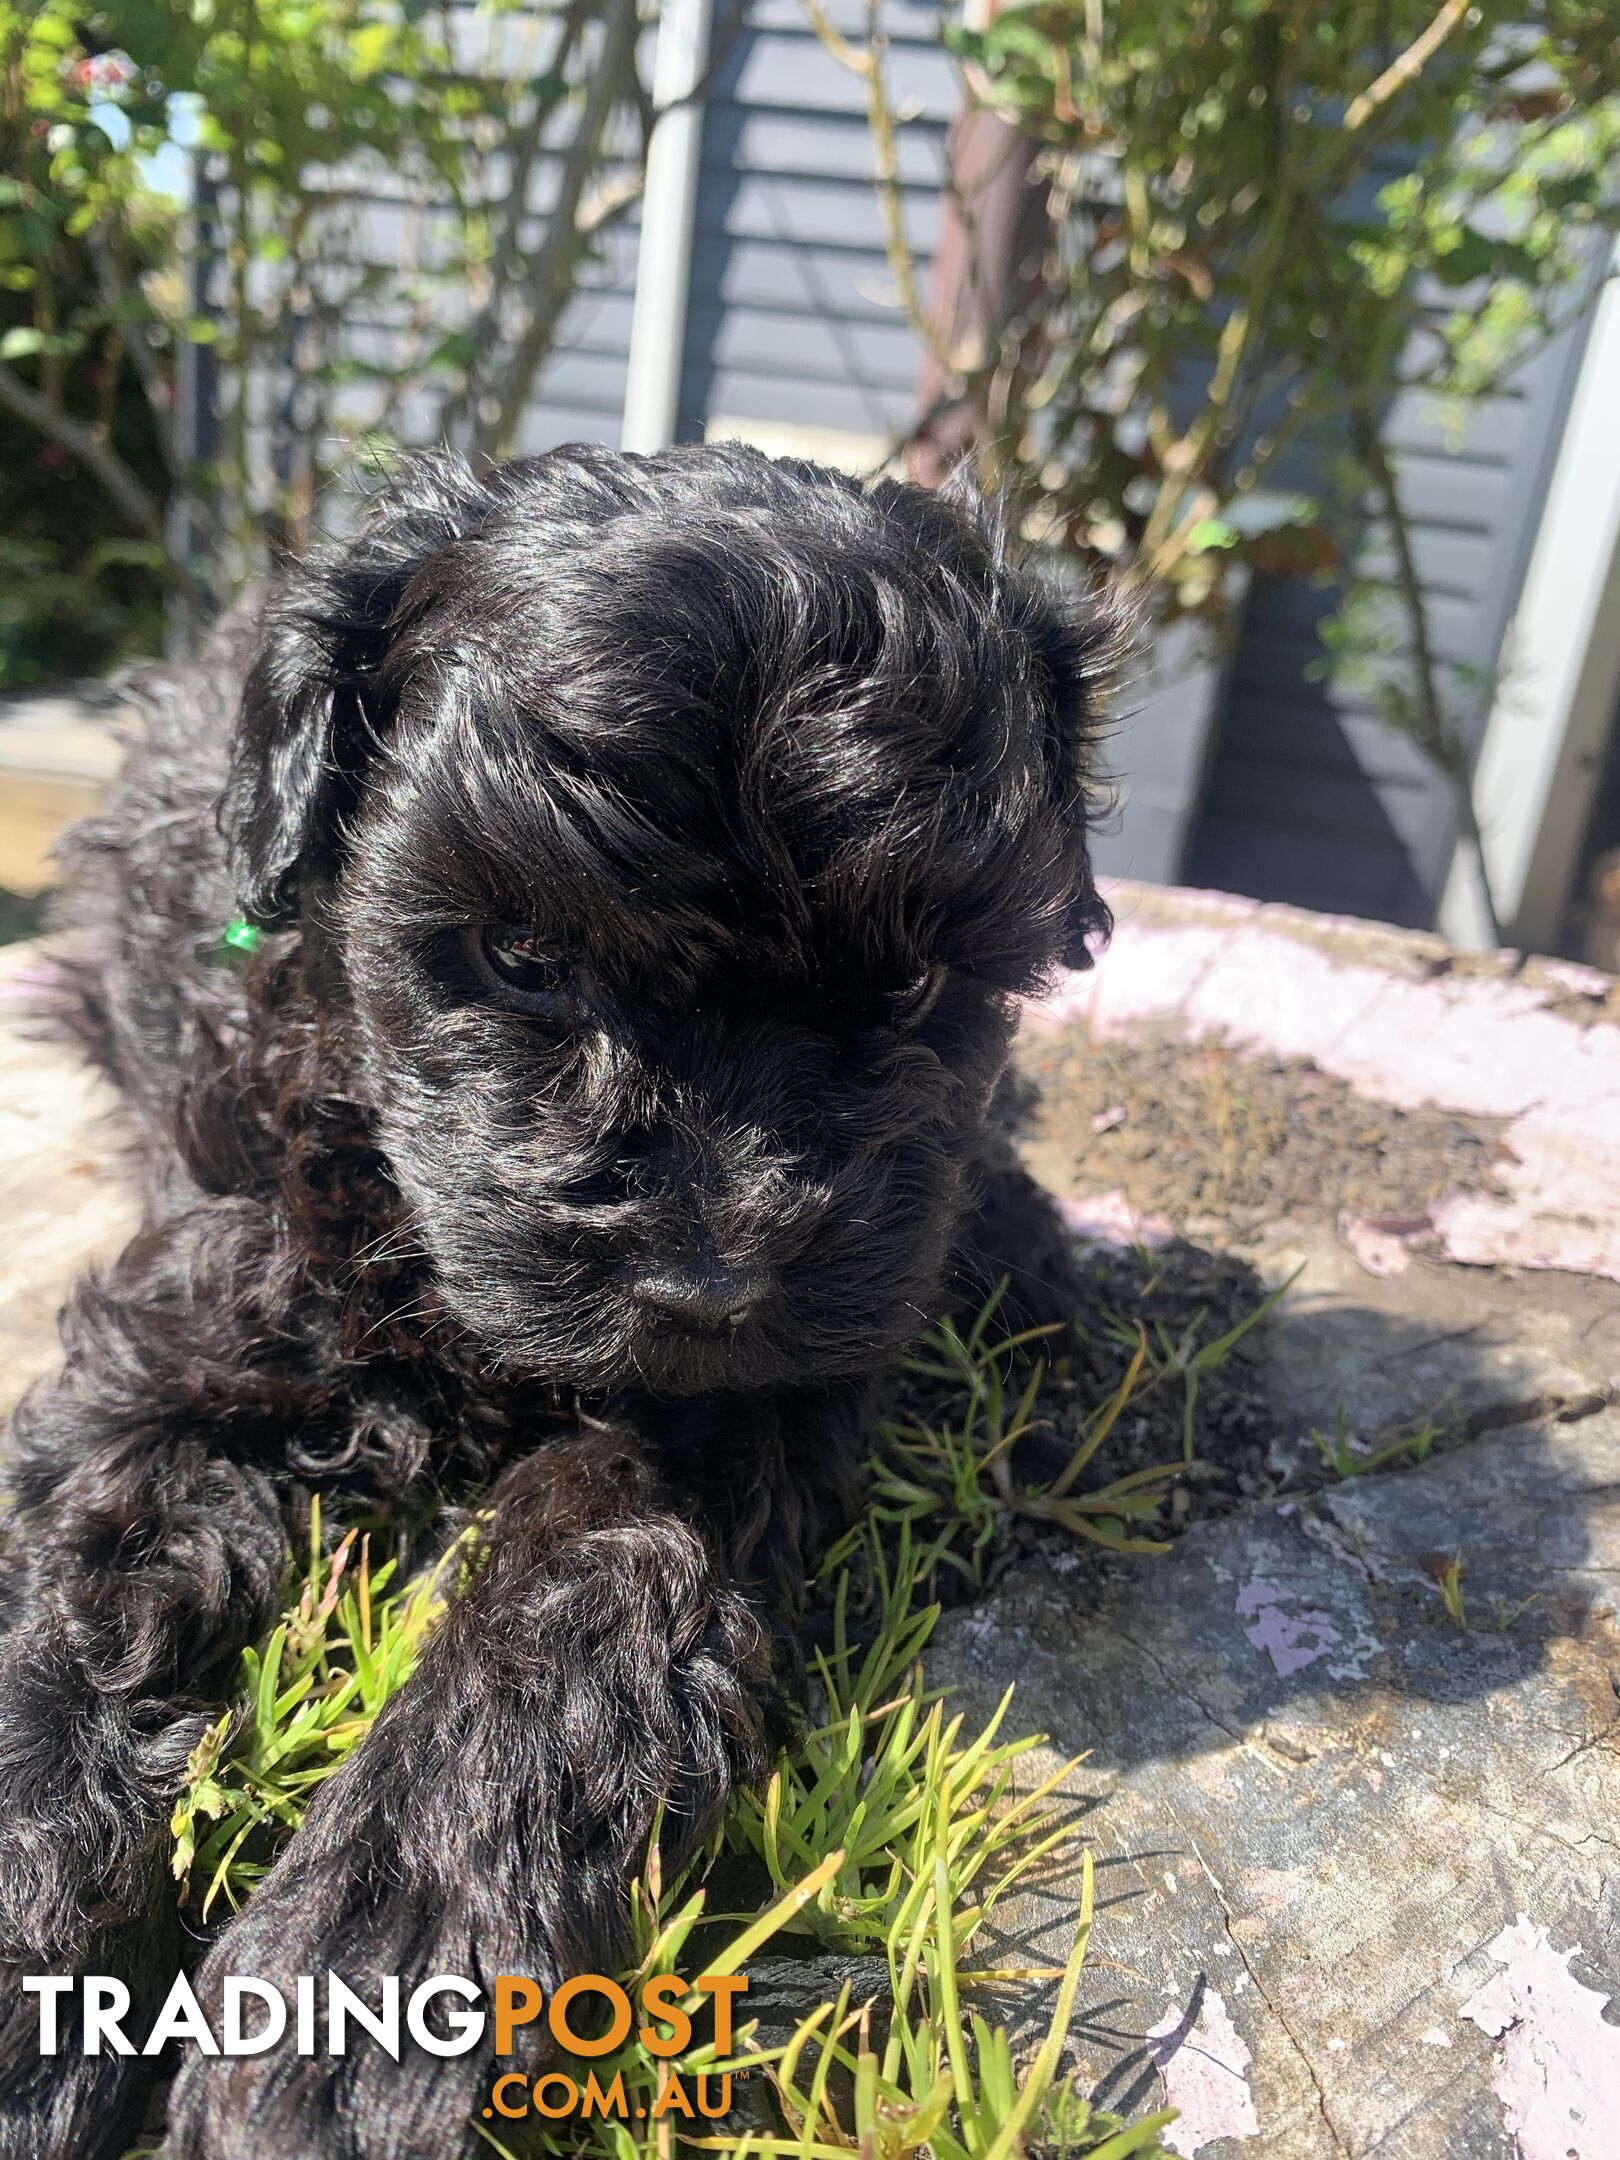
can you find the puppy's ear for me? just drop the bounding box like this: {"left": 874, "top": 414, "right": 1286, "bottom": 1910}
{"left": 1027, "top": 584, "right": 1121, "bottom": 970}
{"left": 222, "top": 455, "right": 493, "bottom": 928}
{"left": 933, "top": 464, "right": 1119, "bottom": 970}
{"left": 999, "top": 553, "right": 1122, "bottom": 973}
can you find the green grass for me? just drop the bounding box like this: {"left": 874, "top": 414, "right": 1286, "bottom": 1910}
{"left": 1094, "top": 1263, "right": 1299, "bottom": 1466}
{"left": 1309, "top": 1401, "right": 1442, "bottom": 1481}
{"left": 873, "top": 1309, "right": 1180, "bottom": 1574}
{"left": 171, "top": 1502, "right": 481, "bottom": 1915}
{"left": 168, "top": 1296, "right": 1190, "bottom": 2158}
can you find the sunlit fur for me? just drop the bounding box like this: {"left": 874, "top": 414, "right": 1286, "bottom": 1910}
{"left": 0, "top": 445, "right": 1114, "bottom": 2159}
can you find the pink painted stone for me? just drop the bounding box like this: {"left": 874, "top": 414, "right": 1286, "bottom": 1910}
{"left": 1235, "top": 1578, "right": 1346, "bottom": 1677}
{"left": 1538, "top": 958, "right": 1614, "bottom": 998}
{"left": 1430, "top": 1189, "right": 1620, "bottom": 1285}
{"left": 1521, "top": 1082, "right": 1620, "bottom": 1151}
{"left": 1055, "top": 1189, "right": 1175, "bottom": 1252}
{"left": 1181, "top": 930, "right": 1388, "bottom": 1070}
{"left": 1338, "top": 1212, "right": 1429, "bottom": 1279}
{"left": 1494, "top": 1121, "right": 1620, "bottom": 1216}
{"left": 1461, "top": 1916, "right": 1620, "bottom": 2160}
{"left": 1036, "top": 893, "right": 1620, "bottom": 1281}
{"left": 1102, "top": 879, "right": 1259, "bottom": 930}
{"left": 1146, "top": 1987, "right": 1260, "bottom": 2157}
{"left": 1324, "top": 975, "right": 1575, "bottom": 1120}
{"left": 1086, "top": 924, "right": 1235, "bottom": 1039}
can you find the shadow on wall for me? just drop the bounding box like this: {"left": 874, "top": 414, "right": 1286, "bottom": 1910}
{"left": 1185, "top": 575, "right": 1444, "bottom": 931}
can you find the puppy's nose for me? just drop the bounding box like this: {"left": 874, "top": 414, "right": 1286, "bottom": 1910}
{"left": 634, "top": 1261, "right": 764, "bottom": 1334}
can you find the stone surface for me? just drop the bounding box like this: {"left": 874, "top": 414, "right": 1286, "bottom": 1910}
{"left": 932, "top": 1403, "right": 1620, "bottom": 2157}
{"left": 1034, "top": 879, "right": 1620, "bottom": 1283}
{"left": 0, "top": 686, "right": 128, "bottom": 894}
{"left": 954, "top": 885, "right": 1620, "bottom": 2158}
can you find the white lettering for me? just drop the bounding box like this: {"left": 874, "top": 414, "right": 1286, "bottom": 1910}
{"left": 83, "top": 1977, "right": 133, "bottom": 2056}
{"left": 406, "top": 1976, "right": 483, "bottom": 2058}
{"left": 328, "top": 1975, "right": 399, "bottom": 2060}
{"left": 222, "top": 1978, "right": 287, "bottom": 2056}
{"left": 22, "top": 1977, "right": 73, "bottom": 2056}
{"left": 143, "top": 1972, "right": 219, "bottom": 2057}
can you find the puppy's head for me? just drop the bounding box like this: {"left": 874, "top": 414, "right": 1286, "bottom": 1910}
{"left": 227, "top": 446, "right": 1113, "bottom": 1393}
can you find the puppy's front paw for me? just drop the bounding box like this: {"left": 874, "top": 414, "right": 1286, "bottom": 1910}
{"left": 158, "top": 1833, "right": 544, "bottom": 2160}
{"left": 0, "top": 1997, "right": 158, "bottom": 2160}
{"left": 163, "top": 1470, "right": 769, "bottom": 2158}
{"left": 0, "top": 1647, "right": 189, "bottom": 2159}
{"left": 0, "top": 1925, "right": 179, "bottom": 2160}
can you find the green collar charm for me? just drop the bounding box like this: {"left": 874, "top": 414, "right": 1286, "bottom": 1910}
{"left": 219, "top": 916, "right": 264, "bottom": 957}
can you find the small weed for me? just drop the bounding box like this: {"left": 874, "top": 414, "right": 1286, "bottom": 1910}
{"left": 728, "top": 1521, "right": 1078, "bottom": 1958}
{"left": 1494, "top": 1592, "right": 1540, "bottom": 1633}
{"left": 874, "top": 1293, "right": 1185, "bottom": 1577}
{"left": 1126, "top": 1235, "right": 1167, "bottom": 1300}
{"left": 1422, "top": 1550, "right": 1468, "bottom": 1628}
{"left": 170, "top": 1502, "right": 482, "bottom": 1916}
{"left": 461, "top": 1510, "right": 1176, "bottom": 2160}
{"left": 1310, "top": 1405, "right": 1442, "bottom": 1481}
{"left": 873, "top": 1267, "right": 1290, "bottom": 1584}
{"left": 1093, "top": 1265, "right": 1299, "bottom": 1464}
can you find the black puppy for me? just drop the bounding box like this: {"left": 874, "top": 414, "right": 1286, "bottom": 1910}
{"left": 0, "top": 445, "right": 1112, "bottom": 2157}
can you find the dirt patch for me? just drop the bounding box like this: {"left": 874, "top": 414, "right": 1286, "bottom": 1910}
{"left": 1012, "top": 1021, "right": 1509, "bottom": 1236}
{"left": 866, "top": 1019, "right": 1566, "bottom": 1587}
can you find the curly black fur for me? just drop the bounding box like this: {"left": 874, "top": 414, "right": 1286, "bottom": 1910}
{"left": 0, "top": 444, "right": 1114, "bottom": 2158}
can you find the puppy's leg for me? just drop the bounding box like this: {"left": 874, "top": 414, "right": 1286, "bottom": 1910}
{"left": 160, "top": 1424, "right": 780, "bottom": 2160}
{"left": 0, "top": 1212, "right": 301, "bottom": 2159}
{"left": 948, "top": 1134, "right": 1084, "bottom": 1340}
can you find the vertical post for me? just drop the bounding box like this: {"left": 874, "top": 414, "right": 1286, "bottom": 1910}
{"left": 1438, "top": 243, "right": 1620, "bottom": 953}
{"left": 621, "top": 0, "right": 716, "bottom": 453}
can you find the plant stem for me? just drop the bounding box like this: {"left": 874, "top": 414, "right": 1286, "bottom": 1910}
{"left": 1345, "top": 0, "right": 1472, "bottom": 132}
{"left": 440, "top": 0, "right": 594, "bottom": 444}
{"left": 477, "top": 0, "right": 642, "bottom": 459}
{"left": 862, "top": 0, "right": 929, "bottom": 340}
{"left": 0, "top": 358, "right": 201, "bottom": 610}
{"left": 221, "top": 0, "right": 259, "bottom": 581}
{"left": 1349, "top": 398, "right": 1503, "bottom": 947}
{"left": 1136, "top": 17, "right": 1303, "bottom": 581}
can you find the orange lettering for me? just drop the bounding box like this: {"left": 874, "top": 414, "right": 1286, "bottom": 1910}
{"left": 695, "top": 1975, "right": 749, "bottom": 2053}
{"left": 494, "top": 1976, "right": 544, "bottom": 2057}
{"left": 490, "top": 2073, "right": 528, "bottom": 2119}
{"left": 637, "top": 1975, "right": 692, "bottom": 2059}
{"left": 652, "top": 2072, "right": 694, "bottom": 2119}
{"left": 533, "top": 2072, "right": 579, "bottom": 2119}
{"left": 550, "top": 1976, "right": 631, "bottom": 2058}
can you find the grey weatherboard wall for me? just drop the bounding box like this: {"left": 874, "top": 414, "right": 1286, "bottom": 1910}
{"left": 677, "top": 0, "right": 953, "bottom": 448}
{"left": 1186, "top": 296, "right": 1602, "bottom": 928}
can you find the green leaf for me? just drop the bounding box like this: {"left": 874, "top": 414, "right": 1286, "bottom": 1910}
{"left": 0, "top": 324, "right": 85, "bottom": 361}
{"left": 1187, "top": 517, "right": 1240, "bottom": 553}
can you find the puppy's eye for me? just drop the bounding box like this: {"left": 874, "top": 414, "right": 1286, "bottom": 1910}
{"left": 476, "top": 925, "right": 577, "bottom": 1015}
{"left": 890, "top": 965, "right": 948, "bottom": 1030}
